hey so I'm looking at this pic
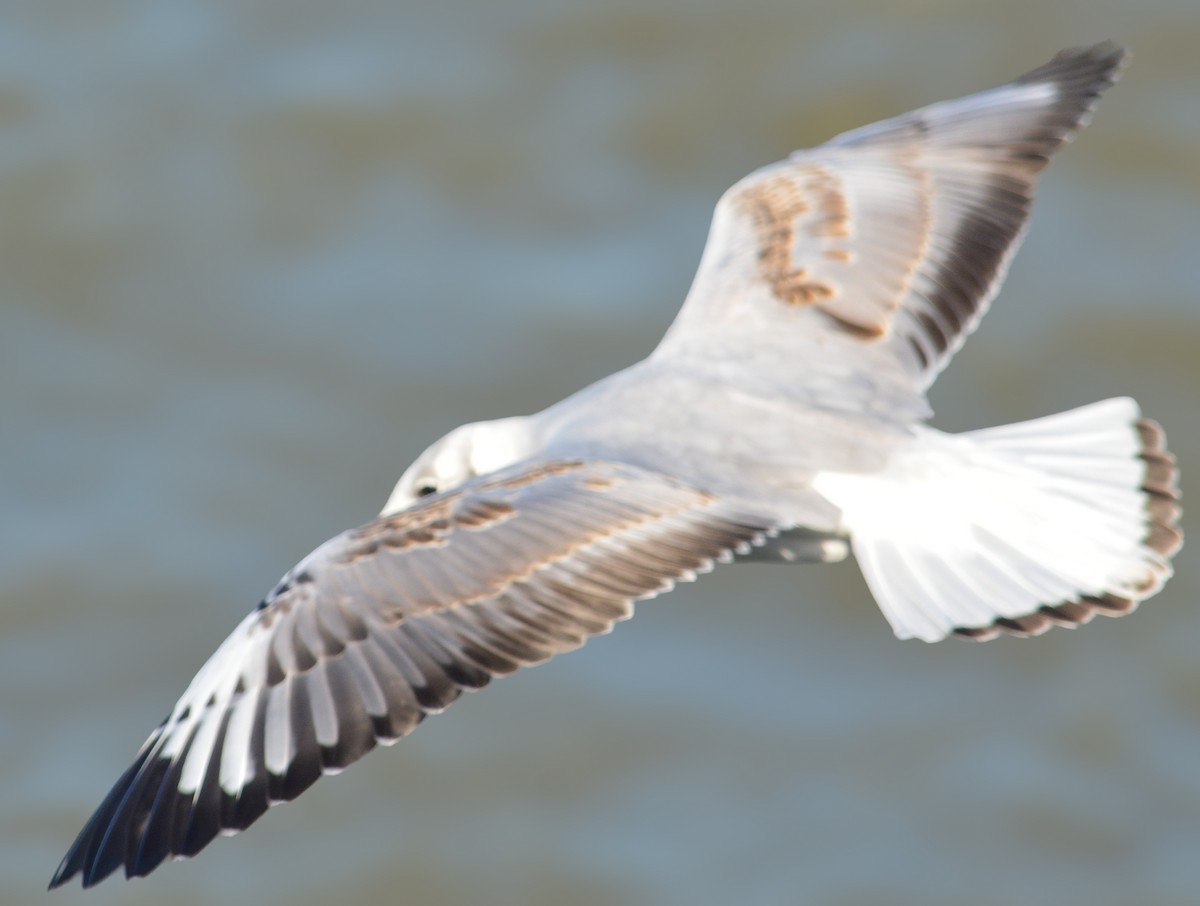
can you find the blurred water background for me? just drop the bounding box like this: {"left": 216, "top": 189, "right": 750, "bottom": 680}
{"left": 4, "top": 1, "right": 1199, "bottom": 904}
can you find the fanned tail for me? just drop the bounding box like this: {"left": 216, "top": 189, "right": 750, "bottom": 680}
{"left": 813, "top": 398, "right": 1182, "bottom": 641}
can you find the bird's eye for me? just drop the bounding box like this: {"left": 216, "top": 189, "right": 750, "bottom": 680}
{"left": 416, "top": 483, "right": 438, "bottom": 498}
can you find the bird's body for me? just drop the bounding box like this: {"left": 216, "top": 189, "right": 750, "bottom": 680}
{"left": 53, "top": 42, "right": 1181, "bottom": 889}
{"left": 460, "top": 358, "right": 901, "bottom": 527}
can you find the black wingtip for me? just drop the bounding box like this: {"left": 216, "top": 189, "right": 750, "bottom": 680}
{"left": 48, "top": 856, "right": 75, "bottom": 891}
{"left": 48, "top": 731, "right": 165, "bottom": 890}
{"left": 1018, "top": 40, "right": 1130, "bottom": 93}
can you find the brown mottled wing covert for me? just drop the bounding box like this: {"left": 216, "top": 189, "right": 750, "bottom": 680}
{"left": 657, "top": 43, "right": 1127, "bottom": 388}
{"left": 50, "top": 460, "right": 774, "bottom": 888}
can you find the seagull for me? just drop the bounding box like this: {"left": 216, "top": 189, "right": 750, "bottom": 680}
{"left": 52, "top": 42, "right": 1181, "bottom": 889}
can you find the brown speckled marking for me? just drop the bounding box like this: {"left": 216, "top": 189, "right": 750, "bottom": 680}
{"left": 737, "top": 172, "right": 835, "bottom": 307}
{"left": 490, "top": 460, "right": 586, "bottom": 491}
{"left": 735, "top": 167, "right": 860, "bottom": 317}
{"left": 343, "top": 498, "right": 515, "bottom": 557}
{"left": 335, "top": 463, "right": 590, "bottom": 563}
{"left": 836, "top": 319, "right": 888, "bottom": 340}
{"left": 382, "top": 528, "right": 446, "bottom": 548}
{"left": 371, "top": 499, "right": 457, "bottom": 535}
{"left": 804, "top": 165, "right": 851, "bottom": 240}
{"left": 455, "top": 498, "right": 516, "bottom": 529}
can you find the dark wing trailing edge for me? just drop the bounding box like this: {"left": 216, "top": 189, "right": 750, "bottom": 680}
{"left": 656, "top": 42, "right": 1127, "bottom": 390}
{"left": 50, "top": 460, "right": 774, "bottom": 888}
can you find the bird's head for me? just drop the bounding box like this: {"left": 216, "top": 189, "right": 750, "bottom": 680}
{"left": 382, "top": 416, "right": 535, "bottom": 514}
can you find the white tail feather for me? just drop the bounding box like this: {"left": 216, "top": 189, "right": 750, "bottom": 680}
{"left": 812, "top": 398, "right": 1176, "bottom": 641}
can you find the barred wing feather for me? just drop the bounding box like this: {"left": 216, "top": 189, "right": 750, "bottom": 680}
{"left": 50, "top": 460, "right": 773, "bottom": 888}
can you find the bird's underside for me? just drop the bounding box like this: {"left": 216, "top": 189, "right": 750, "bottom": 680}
{"left": 52, "top": 43, "right": 1181, "bottom": 890}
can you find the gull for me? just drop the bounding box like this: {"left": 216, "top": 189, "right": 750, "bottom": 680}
{"left": 52, "top": 42, "right": 1181, "bottom": 889}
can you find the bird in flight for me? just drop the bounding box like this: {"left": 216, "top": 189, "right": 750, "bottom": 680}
{"left": 52, "top": 42, "right": 1180, "bottom": 889}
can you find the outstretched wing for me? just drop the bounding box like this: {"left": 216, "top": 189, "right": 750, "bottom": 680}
{"left": 655, "top": 43, "right": 1126, "bottom": 392}
{"left": 52, "top": 460, "right": 774, "bottom": 888}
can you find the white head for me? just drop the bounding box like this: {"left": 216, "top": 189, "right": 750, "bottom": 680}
{"left": 381, "top": 416, "right": 537, "bottom": 515}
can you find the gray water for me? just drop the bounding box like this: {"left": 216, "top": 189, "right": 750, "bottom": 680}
{"left": 5, "top": 2, "right": 1199, "bottom": 905}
